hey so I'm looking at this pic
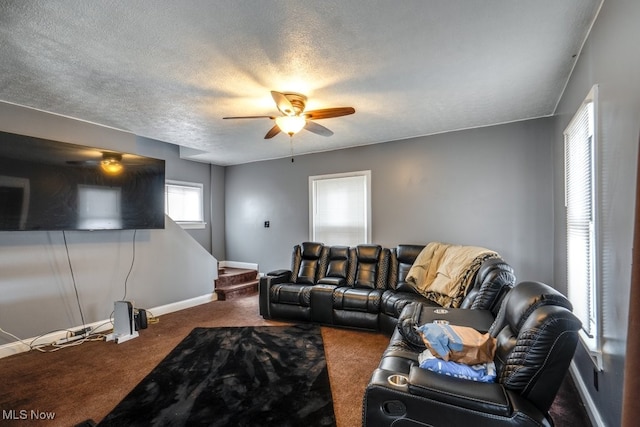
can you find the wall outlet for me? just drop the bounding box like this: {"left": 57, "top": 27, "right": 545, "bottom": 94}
{"left": 264, "top": 221, "right": 270, "bottom": 228}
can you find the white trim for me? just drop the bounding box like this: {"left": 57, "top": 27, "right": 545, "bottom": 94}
{"left": 147, "top": 292, "right": 217, "bottom": 317}
{"left": 569, "top": 361, "right": 606, "bottom": 427}
{"left": 176, "top": 221, "right": 207, "bottom": 229}
{"left": 0, "top": 292, "right": 217, "bottom": 359}
{"left": 219, "top": 260, "right": 259, "bottom": 271}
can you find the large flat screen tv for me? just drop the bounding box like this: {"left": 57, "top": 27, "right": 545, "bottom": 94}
{"left": 0, "top": 131, "right": 165, "bottom": 231}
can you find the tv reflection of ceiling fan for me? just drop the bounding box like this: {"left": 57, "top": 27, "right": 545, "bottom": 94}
{"left": 223, "top": 91, "right": 355, "bottom": 139}
{"left": 66, "top": 152, "right": 134, "bottom": 175}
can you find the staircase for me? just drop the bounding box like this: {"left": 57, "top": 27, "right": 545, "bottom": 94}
{"left": 214, "top": 267, "right": 259, "bottom": 300}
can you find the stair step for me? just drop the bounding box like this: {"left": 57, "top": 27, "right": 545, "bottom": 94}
{"left": 216, "top": 267, "right": 258, "bottom": 287}
{"left": 214, "top": 267, "right": 259, "bottom": 301}
{"left": 215, "top": 279, "right": 259, "bottom": 301}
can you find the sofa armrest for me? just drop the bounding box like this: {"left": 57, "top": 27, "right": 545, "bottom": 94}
{"left": 267, "top": 269, "right": 292, "bottom": 279}
{"left": 259, "top": 273, "right": 291, "bottom": 318}
{"left": 310, "top": 284, "right": 337, "bottom": 324}
{"left": 407, "top": 365, "right": 511, "bottom": 416}
{"left": 364, "top": 367, "right": 550, "bottom": 427}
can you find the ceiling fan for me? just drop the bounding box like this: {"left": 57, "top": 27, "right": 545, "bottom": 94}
{"left": 66, "top": 152, "right": 146, "bottom": 175}
{"left": 223, "top": 91, "right": 355, "bottom": 139}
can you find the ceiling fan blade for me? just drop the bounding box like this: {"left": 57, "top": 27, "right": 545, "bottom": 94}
{"left": 223, "top": 115, "right": 275, "bottom": 119}
{"left": 66, "top": 160, "right": 100, "bottom": 165}
{"left": 304, "top": 121, "right": 334, "bottom": 137}
{"left": 264, "top": 124, "right": 281, "bottom": 139}
{"left": 304, "top": 107, "right": 355, "bottom": 120}
{"left": 271, "top": 91, "right": 296, "bottom": 115}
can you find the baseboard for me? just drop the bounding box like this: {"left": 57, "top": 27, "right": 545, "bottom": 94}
{"left": 219, "top": 260, "right": 259, "bottom": 271}
{"left": 145, "top": 292, "right": 217, "bottom": 317}
{"left": 0, "top": 292, "right": 217, "bottom": 360}
{"left": 569, "top": 360, "right": 606, "bottom": 427}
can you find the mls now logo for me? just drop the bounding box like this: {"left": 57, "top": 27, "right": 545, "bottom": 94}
{"left": 2, "top": 409, "right": 56, "bottom": 420}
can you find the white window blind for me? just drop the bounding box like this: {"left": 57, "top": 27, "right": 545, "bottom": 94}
{"left": 564, "top": 85, "right": 600, "bottom": 366}
{"left": 309, "top": 171, "right": 371, "bottom": 247}
{"left": 165, "top": 180, "right": 205, "bottom": 228}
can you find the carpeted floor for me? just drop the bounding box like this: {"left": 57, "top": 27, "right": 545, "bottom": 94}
{"left": 0, "top": 295, "right": 388, "bottom": 426}
{"left": 0, "top": 294, "right": 591, "bottom": 426}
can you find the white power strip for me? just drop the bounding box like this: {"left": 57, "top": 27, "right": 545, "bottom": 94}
{"left": 55, "top": 334, "right": 86, "bottom": 345}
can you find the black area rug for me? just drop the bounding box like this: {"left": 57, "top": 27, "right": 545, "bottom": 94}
{"left": 98, "top": 324, "right": 335, "bottom": 427}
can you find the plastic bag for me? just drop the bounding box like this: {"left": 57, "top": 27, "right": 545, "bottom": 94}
{"left": 418, "top": 349, "right": 496, "bottom": 383}
{"left": 416, "top": 322, "right": 496, "bottom": 364}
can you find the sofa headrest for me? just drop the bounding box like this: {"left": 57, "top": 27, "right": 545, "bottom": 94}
{"left": 475, "top": 257, "right": 514, "bottom": 283}
{"left": 329, "top": 246, "right": 350, "bottom": 260}
{"left": 301, "top": 242, "right": 324, "bottom": 259}
{"left": 356, "top": 244, "right": 382, "bottom": 263}
{"left": 501, "top": 281, "right": 573, "bottom": 333}
{"left": 395, "top": 244, "right": 425, "bottom": 264}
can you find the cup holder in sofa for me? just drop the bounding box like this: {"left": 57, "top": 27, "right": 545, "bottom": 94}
{"left": 387, "top": 374, "right": 409, "bottom": 388}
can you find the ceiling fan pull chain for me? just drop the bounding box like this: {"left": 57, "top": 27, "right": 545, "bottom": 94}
{"left": 290, "top": 137, "right": 294, "bottom": 162}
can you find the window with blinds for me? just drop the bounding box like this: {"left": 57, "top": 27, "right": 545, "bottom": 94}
{"left": 564, "top": 85, "right": 601, "bottom": 366}
{"left": 165, "top": 180, "right": 205, "bottom": 229}
{"left": 309, "top": 171, "right": 371, "bottom": 247}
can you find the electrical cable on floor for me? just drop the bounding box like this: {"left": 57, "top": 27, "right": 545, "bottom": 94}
{"left": 0, "top": 326, "right": 37, "bottom": 350}
{"left": 0, "top": 326, "right": 97, "bottom": 353}
{"left": 144, "top": 309, "right": 160, "bottom": 325}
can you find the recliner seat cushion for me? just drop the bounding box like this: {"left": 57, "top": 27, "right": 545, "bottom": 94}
{"left": 333, "top": 287, "right": 383, "bottom": 313}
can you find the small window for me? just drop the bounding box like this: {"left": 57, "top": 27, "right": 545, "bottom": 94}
{"left": 309, "top": 171, "right": 371, "bottom": 246}
{"left": 165, "top": 180, "right": 205, "bottom": 229}
{"left": 564, "top": 84, "right": 601, "bottom": 369}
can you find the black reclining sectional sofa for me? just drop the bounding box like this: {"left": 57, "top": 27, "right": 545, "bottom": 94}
{"left": 259, "top": 242, "right": 583, "bottom": 426}
{"left": 259, "top": 241, "right": 516, "bottom": 335}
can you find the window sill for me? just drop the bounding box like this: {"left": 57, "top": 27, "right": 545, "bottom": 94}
{"left": 579, "top": 330, "right": 603, "bottom": 371}
{"left": 176, "top": 222, "right": 207, "bottom": 230}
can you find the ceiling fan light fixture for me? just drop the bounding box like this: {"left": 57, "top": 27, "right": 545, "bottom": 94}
{"left": 275, "top": 115, "right": 306, "bottom": 136}
{"left": 100, "top": 154, "right": 124, "bottom": 175}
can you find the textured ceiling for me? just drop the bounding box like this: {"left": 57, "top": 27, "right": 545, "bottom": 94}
{"left": 0, "top": 1, "right": 602, "bottom": 165}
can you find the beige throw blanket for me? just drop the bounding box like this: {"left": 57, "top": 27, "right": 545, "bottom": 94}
{"left": 406, "top": 242, "right": 499, "bottom": 308}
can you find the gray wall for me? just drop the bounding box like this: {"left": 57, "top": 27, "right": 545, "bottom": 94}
{"left": 0, "top": 102, "right": 218, "bottom": 344}
{"left": 210, "top": 164, "right": 226, "bottom": 261}
{"left": 135, "top": 135, "right": 213, "bottom": 253}
{"left": 135, "top": 137, "right": 226, "bottom": 261}
{"left": 552, "top": 1, "right": 640, "bottom": 425}
{"left": 225, "top": 117, "right": 554, "bottom": 283}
